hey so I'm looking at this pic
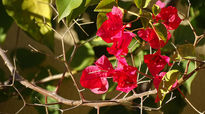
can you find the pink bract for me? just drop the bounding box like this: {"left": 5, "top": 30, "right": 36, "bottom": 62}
{"left": 90, "top": 78, "right": 109, "bottom": 94}
{"left": 156, "top": 0, "right": 165, "bottom": 8}
{"left": 80, "top": 66, "right": 108, "bottom": 92}
{"left": 96, "top": 6, "right": 124, "bottom": 43}
{"left": 112, "top": 57, "right": 138, "bottom": 93}
{"left": 144, "top": 50, "right": 171, "bottom": 76}
{"left": 154, "top": 6, "right": 182, "bottom": 30}
{"left": 96, "top": 6, "right": 135, "bottom": 57}
{"left": 137, "top": 28, "right": 171, "bottom": 49}
{"left": 80, "top": 55, "right": 113, "bottom": 94}
{"left": 107, "top": 31, "right": 136, "bottom": 56}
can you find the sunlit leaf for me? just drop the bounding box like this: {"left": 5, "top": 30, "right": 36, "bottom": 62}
{"left": 154, "top": 23, "right": 167, "bottom": 43}
{"left": 134, "top": 0, "right": 151, "bottom": 8}
{"left": 65, "top": 0, "right": 100, "bottom": 24}
{"left": 56, "top": 0, "right": 83, "bottom": 22}
{"left": 2, "top": 0, "right": 54, "bottom": 50}
{"left": 152, "top": 4, "right": 160, "bottom": 16}
{"left": 158, "top": 70, "right": 181, "bottom": 104}
{"left": 96, "top": 13, "right": 107, "bottom": 29}
{"left": 94, "top": 0, "right": 117, "bottom": 12}
{"left": 90, "top": 36, "right": 112, "bottom": 47}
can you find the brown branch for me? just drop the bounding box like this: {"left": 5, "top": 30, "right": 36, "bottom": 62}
{"left": 171, "top": 62, "right": 205, "bottom": 91}
{"left": 0, "top": 47, "right": 157, "bottom": 108}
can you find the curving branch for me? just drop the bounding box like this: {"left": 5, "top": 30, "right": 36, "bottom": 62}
{"left": 0, "top": 47, "right": 157, "bottom": 108}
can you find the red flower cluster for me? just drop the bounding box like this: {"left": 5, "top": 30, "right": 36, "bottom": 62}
{"left": 80, "top": 4, "right": 181, "bottom": 99}
{"left": 139, "top": 4, "right": 181, "bottom": 102}
{"left": 97, "top": 6, "right": 136, "bottom": 57}
{"left": 153, "top": 6, "right": 182, "bottom": 30}
{"left": 144, "top": 50, "right": 172, "bottom": 76}
{"left": 80, "top": 55, "right": 138, "bottom": 94}
{"left": 80, "top": 55, "right": 113, "bottom": 94}
{"left": 138, "top": 6, "right": 181, "bottom": 49}
{"left": 138, "top": 28, "right": 171, "bottom": 49}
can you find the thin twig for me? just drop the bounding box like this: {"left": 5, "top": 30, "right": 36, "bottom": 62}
{"left": 13, "top": 86, "right": 26, "bottom": 114}
{"left": 177, "top": 88, "right": 204, "bottom": 114}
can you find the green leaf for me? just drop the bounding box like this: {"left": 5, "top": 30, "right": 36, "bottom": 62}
{"left": 158, "top": 70, "right": 181, "bottom": 104}
{"left": 66, "top": 0, "right": 86, "bottom": 24}
{"left": 96, "top": 13, "right": 107, "bottom": 29}
{"left": 177, "top": 44, "right": 196, "bottom": 59}
{"left": 56, "top": 0, "right": 83, "bottom": 22}
{"left": 154, "top": 23, "right": 167, "bottom": 43}
{"left": 85, "top": 0, "right": 100, "bottom": 7}
{"left": 66, "top": 42, "right": 95, "bottom": 71}
{"left": 134, "top": 0, "right": 143, "bottom": 8}
{"left": 152, "top": 4, "right": 160, "bottom": 16}
{"left": 0, "top": 1, "right": 13, "bottom": 43}
{"left": 31, "top": 85, "right": 60, "bottom": 114}
{"left": 182, "top": 61, "right": 197, "bottom": 94}
{"left": 140, "top": 11, "right": 152, "bottom": 28}
{"left": 134, "top": 51, "right": 146, "bottom": 67}
{"left": 66, "top": 0, "right": 100, "bottom": 24}
{"left": 128, "top": 38, "right": 140, "bottom": 53}
{"left": 90, "top": 36, "right": 112, "bottom": 47}
{"left": 134, "top": 0, "right": 151, "bottom": 8}
{"left": 11, "top": 48, "right": 45, "bottom": 69}
{"left": 94, "top": 0, "right": 117, "bottom": 12}
{"left": 2, "top": 0, "right": 54, "bottom": 50}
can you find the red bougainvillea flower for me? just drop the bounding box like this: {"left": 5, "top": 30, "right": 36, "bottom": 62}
{"left": 112, "top": 57, "right": 138, "bottom": 93}
{"left": 107, "top": 31, "right": 136, "bottom": 56}
{"left": 153, "top": 6, "right": 182, "bottom": 30}
{"left": 80, "top": 55, "right": 113, "bottom": 94}
{"left": 137, "top": 28, "right": 171, "bottom": 49}
{"left": 96, "top": 6, "right": 124, "bottom": 43}
{"left": 144, "top": 50, "right": 172, "bottom": 76}
{"left": 153, "top": 72, "right": 167, "bottom": 102}
{"left": 97, "top": 6, "right": 136, "bottom": 56}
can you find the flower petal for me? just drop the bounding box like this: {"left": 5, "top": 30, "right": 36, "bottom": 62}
{"left": 95, "top": 55, "right": 113, "bottom": 71}
{"left": 96, "top": 7, "right": 123, "bottom": 43}
{"left": 154, "top": 6, "right": 181, "bottom": 30}
{"left": 80, "top": 66, "right": 108, "bottom": 89}
{"left": 107, "top": 31, "right": 135, "bottom": 56}
{"left": 90, "top": 78, "right": 109, "bottom": 94}
{"left": 144, "top": 50, "right": 171, "bottom": 76}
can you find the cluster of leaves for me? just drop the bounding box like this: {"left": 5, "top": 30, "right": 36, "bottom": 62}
{"left": 0, "top": 0, "right": 205, "bottom": 114}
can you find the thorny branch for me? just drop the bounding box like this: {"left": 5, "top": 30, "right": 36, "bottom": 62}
{"left": 1, "top": 0, "right": 205, "bottom": 113}
{"left": 0, "top": 47, "right": 158, "bottom": 110}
